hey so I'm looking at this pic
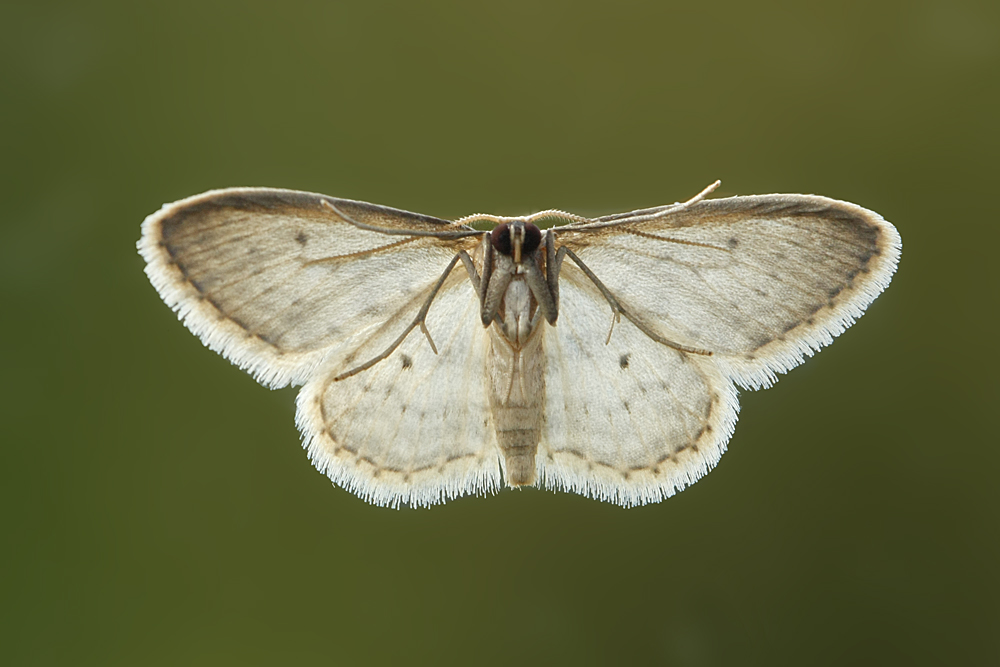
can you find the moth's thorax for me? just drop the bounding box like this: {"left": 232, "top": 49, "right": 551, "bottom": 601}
{"left": 501, "top": 273, "right": 537, "bottom": 346}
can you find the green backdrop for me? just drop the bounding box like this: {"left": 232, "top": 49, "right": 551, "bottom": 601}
{"left": 3, "top": 1, "right": 997, "bottom": 665}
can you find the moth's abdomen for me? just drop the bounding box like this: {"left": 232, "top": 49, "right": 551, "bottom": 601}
{"left": 487, "top": 323, "right": 545, "bottom": 486}
{"left": 495, "top": 410, "right": 539, "bottom": 486}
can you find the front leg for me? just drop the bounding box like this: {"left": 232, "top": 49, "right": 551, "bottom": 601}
{"left": 459, "top": 232, "right": 491, "bottom": 302}
{"left": 523, "top": 255, "right": 557, "bottom": 325}
{"left": 482, "top": 253, "right": 515, "bottom": 326}
{"left": 462, "top": 233, "right": 509, "bottom": 328}
{"left": 546, "top": 229, "right": 563, "bottom": 313}
{"left": 562, "top": 247, "right": 710, "bottom": 355}
{"left": 521, "top": 231, "right": 565, "bottom": 326}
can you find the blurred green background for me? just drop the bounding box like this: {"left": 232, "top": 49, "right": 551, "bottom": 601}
{"left": 2, "top": 0, "right": 997, "bottom": 665}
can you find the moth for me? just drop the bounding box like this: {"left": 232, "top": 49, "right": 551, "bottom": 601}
{"left": 138, "top": 181, "right": 900, "bottom": 508}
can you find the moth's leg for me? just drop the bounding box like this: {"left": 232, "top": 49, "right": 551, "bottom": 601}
{"left": 482, "top": 253, "right": 514, "bottom": 327}
{"left": 459, "top": 251, "right": 482, "bottom": 299}
{"left": 562, "top": 248, "right": 712, "bottom": 355}
{"left": 523, "top": 255, "right": 558, "bottom": 325}
{"left": 521, "top": 232, "right": 565, "bottom": 326}
{"left": 546, "top": 231, "right": 563, "bottom": 312}
{"left": 480, "top": 231, "right": 493, "bottom": 299}
{"left": 334, "top": 252, "right": 463, "bottom": 381}
{"left": 461, "top": 235, "right": 504, "bottom": 327}
{"left": 320, "top": 199, "right": 480, "bottom": 240}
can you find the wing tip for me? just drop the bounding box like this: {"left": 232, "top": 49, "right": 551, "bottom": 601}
{"left": 137, "top": 194, "right": 319, "bottom": 391}
{"left": 722, "top": 200, "right": 901, "bottom": 390}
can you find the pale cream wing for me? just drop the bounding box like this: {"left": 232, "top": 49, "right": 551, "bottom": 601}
{"left": 539, "top": 269, "right": 738, "bottom": 507}
{"left": 296, "top": 272, "right": 500, "bottom": 508}
{"left": 138, "top": 188, "right": 474, "bottom": 388}
{"left": 557, "top": 195, "right": 901, "bottom": 389}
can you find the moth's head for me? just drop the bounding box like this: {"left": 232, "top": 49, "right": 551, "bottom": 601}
{"left": 491, "top": 220, "right": 541, "bottom": 264}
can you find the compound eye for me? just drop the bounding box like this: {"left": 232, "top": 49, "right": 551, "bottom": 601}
{"left": 490, "top": 221, "right": 542, "bottom": 260}
{"left": 490, "top": 223, "right": 512, "bottom": 255}
{"left": 521, "top": 224, "right": 542, "bottom": 256}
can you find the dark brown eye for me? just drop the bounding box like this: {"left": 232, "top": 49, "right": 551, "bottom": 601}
{"left": 491, "top": 223, "right": 511, "bottom": 255}
{"left": 522, "top": 224, "right": 541, "bottom": 255}
{"left": 490, "top": 222, "right": 542, "bottom": 259}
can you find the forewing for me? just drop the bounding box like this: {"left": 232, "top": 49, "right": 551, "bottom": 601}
{"left": 139, "top": 188, "right": 474, "bottom": 388}
{"left": 296, "top": 274, "right": 500, "bottom": 508}
{"left": 558, "top": 195, "right": 901, "bottom": 388}
{"left": 539, "top": 271, "right": 739, "bottom": 507}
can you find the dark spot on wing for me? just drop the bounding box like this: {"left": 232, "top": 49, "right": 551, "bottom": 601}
{"left": 619, "top": 353, "right": 630, "bottom": 369}
{"left": 727, "top": 237, "right": 739, "bottom": 248}
{"left": 401, "top": 354, "right": 413, "bottom": 369}
{"left": 296, "top": 231, "right": 308, "bottom": 245}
